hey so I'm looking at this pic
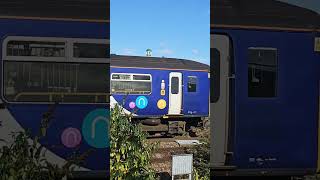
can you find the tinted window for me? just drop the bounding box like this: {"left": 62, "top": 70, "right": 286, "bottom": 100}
{"left": 111, "top": 81, "right": 151, "bottom": 94}
{"left": 4, "top": 62, "right": 109, "bottom": 103}
{"left": 133, "top": 75, "right": 151, "bottom": 80}
{"left": 111, "top": 74, "right": 151, "bottom": 94}
{"left": 73, "top": 43, "right": 109, "bottom": 58}
{"left": 171, "top": 77, "right": 179, "bottom": 94}
{"left": 7, "top": 41, "right": 65, "bottom": 57}
{"left": 187, "top": 76, "right": 197, "bottom": 92}
{"left": 211, "top": 48, "right": 220, "bottom": 103}
{"left": 248, "top": 48, "right": 277, "bottom": 97}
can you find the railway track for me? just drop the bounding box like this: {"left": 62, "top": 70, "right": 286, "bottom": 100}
{"left": 148, "top": 136, "right": 205, "bottom": 175}
{"left": 147, "top": 126, "right": 209, "bottom": 175}
{"left": 150, "top": 141, "right": 187, "bottom": 174}
{"left": 146, "top": 125, "right": 208, "bottom": 141}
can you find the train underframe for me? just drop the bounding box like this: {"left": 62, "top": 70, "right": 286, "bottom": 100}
{"left": 132, "top": 116, "right": 209, "bottom": 137}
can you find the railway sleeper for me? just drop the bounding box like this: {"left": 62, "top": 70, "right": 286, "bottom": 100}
{"left": 139, "top": 120, "right": 193, "bottom": 137}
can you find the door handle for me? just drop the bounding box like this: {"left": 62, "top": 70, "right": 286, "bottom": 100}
{"left": 228, "top": 74, "right": 235, "bottom": 79}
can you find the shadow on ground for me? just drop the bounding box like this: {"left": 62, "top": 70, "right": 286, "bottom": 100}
{"left": 157, "top": 172, "right": 172, "bottom": 180}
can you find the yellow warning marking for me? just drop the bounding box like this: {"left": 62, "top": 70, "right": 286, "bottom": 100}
{"left": 315, "top": 37, "right": 320, "bottom": 52}
{"left": 161, "top": 90, "right": 165, "bottom": 96}
{"left": 157, "top": 99, "right": 167, "bottom": 109}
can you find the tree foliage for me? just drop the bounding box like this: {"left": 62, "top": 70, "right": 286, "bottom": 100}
{"left": 110, "top": 104, "right": 158, "bottom": 180}
{"left": 0, "top": 103, "right": 88, "bottom": 180}
{"left": 186, "top": 128, "right": 210, "bottom": 180}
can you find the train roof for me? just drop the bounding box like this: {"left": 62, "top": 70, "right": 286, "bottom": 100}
{"left": 211, "top": 0, "right": 320, "bottom": 30}
{"left": 110, "top": 55, "right": 210, "bottom": 72}
{"left": 0, "top": 0, "right": 109, "bottom": 21}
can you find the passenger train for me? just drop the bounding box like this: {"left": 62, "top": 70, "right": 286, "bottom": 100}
{"left": 110, "top": 55, "right": 209, "bottom": 135}
{"left": 0, "top": 0, "right": 109, "bottom": 178}
{"left": 211, "top": 0, "right": 320, "bottom": 177}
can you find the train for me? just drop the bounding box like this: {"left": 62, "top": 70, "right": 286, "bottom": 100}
{"left": 0, "top": 0, "right": 109, "bottom": 178}
{"left": 110, "top": 55, "right": 210, "bottom": 135}
{"left": 210, "top": 0, "right": 320, "bottom": 177}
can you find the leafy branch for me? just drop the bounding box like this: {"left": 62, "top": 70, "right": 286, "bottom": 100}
{"left": 0, "top": 103, "right": 91, "bottom": 180}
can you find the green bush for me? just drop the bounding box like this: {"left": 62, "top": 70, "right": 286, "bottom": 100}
{"left": 110, "top": 104, "right": 158, "bottom": 180}
{"left": 0, "top": 103, "right": 89, "bottom": 180}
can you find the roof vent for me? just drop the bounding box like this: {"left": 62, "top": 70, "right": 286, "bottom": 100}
{"left": 146, "top": 49, "right": 152, "bottom": 57}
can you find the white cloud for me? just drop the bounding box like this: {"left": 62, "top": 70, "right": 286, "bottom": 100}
{"left": 158, "top": 48, "right": 174, "bottom": 56}
{"left": 121, "top": 48, "right": 136, "bottom": 55}
{"left": 156, "top": 41, "right": 174, "bottom": 57}
{"left": 192, "top": 49, "right": 199, "bottom": 55}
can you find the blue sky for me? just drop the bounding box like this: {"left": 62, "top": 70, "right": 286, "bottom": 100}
{"left": 278, "top": 0, "right": 320, "bottom": 13}
{"left": 110, "top": 0, "right": 210, "bottom": 65}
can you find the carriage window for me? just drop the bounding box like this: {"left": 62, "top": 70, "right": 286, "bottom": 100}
{"left": 73, "top": 43, "right": 109, "bottom": 58}
{"left": 3, "top": 37, "right": 109, "bottom": 103}
{"left": 7, "top": 41, "right": 65, "bottom": 57}
{"left": 4, "top": 62, "right": 109, "bottom": 103}
{"left": 171, "top": 77, "right": 179, "bottom": 94}
{"left": 111, "top": 74, "right": 151, "bottom": 94}
{"left": 211, "top": 48, "right": 220, "bottom": 103}
{"left": 187, "top": 76, "right": 197, "bottom": 92}
{"left": 248, "top": 48, "right": 277, "bottom": 97}
{"left": 133, "top": 75, "right": 151, "bottom": 80}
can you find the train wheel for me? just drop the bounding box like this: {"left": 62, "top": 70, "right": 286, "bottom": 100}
{"left": 141, "top": 118, "right": 161, "bottom": 126}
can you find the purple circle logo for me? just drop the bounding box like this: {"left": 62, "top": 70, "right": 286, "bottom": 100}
{"left": 129, "top": 102, "right": 136, "bottom": 109}
{"left": 61, "top": 128, "right": 82, "bottom": 148}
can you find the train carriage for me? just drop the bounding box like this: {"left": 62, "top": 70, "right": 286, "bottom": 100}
{"left": 0, "top": 0, "right": 109, "bottom": 178}
{"left": 110, "top": 55, "right": 209, "bottom": 134}
{"left": 211, "top": 0, "right": 320, "bottom": 177}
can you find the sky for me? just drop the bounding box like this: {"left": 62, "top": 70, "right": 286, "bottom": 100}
{"left": 110, "top": 0, "right": 320, "bottom": 66}
{"left": 110, "top": 0, "right": 210, "bottom": 65}
{"left": 278, "top": 0, "right": 320, "bottom": 13}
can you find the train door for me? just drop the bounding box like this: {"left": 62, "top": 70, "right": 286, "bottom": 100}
{"left": 168, "top": 72, "right": 182, "bottom": 115}
{"left": 211, "top": 34, "right": 232, "bottom": 167}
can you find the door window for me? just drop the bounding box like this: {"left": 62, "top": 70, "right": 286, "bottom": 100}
{"left": 211, "top": 48, "right": 220, "bottom": 103}
{"left": 171, "top": 77, "right": 179, "bottom": 94}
